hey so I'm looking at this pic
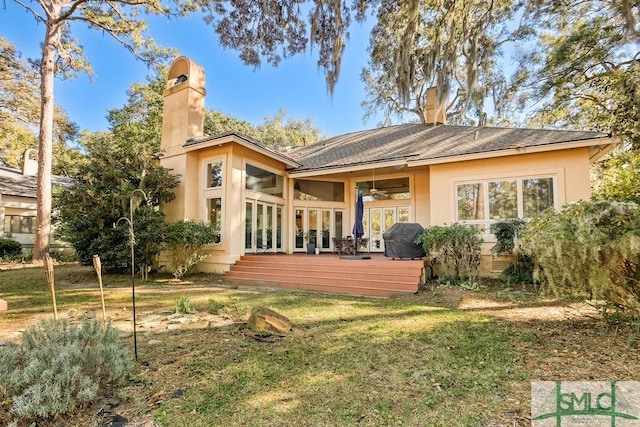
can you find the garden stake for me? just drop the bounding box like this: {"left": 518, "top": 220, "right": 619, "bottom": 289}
{"left": 43, "top": 253, "right": 58, "bottom": 320}
{"left": 93, "top": 255, "right": 107, "bottom": 324}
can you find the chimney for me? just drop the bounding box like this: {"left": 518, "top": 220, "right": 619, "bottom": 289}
{"left": 425, "top": 87, "right": 447, "bottom": 125}
{"left": 161, "top": 56, "right": 207, "bottom": 156}
{"left": 22, "top": 149, "right": 38, "bottom": 176}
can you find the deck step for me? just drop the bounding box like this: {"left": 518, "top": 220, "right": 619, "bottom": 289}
{"left": 223, "top": 254, "right": 425, "bottom": 297}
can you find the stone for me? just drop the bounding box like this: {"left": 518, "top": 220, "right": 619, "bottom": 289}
{"left": 67, "top": 308, "right": 78, "bottom": 318}
{"left": 167, "top": 324, "right": 182, "bottom": 331}
{"left": 147, "top": 339, "right": 162, "bottom": 346}
{"left": 83, "top": 310, "right": 96, "bottom": 320}
{"left": 0, "top": 299, "right": 7, "bottom": 312}
{"left": 247, "top": 306, "right": 292, "bottom": 335}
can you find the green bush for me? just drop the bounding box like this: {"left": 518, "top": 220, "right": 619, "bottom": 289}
{"left": 415, "top": 223, "right": 483, "bottom": 284}
{"left": 0, "top": 237, "right": 22, "bottom": 260}
{"left": 0, "top": 319, "right": 132, "bottom": 421}
{"left": 165, "top": 220, "right": 219, "bottom": 279}
{"left": 491, "top": 219, "right": 534, "bottom": 285}
{"left": 520, "top": 200, "right": 640, "bottom": 315}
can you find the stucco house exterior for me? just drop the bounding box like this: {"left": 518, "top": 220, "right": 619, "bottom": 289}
{"left": 159, "top": 56, "right": 618, "bottom": 276}
{"left": 0, "top": 150, "right": 73, "bottom": 255}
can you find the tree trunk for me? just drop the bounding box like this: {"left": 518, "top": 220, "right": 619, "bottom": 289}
{"left": 33, "top": 16, "right": 61, "bottom": 263}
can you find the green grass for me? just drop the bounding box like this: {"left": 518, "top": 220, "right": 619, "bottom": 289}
{"left": 147, "top": 299, "right": 523, "bottom": 426}
{"left": 2, "top": 264, "right": 638, "bottom": 426}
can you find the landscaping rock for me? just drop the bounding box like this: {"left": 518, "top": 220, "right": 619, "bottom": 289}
{"left": 67, "top": 308, "right": 78, "bottom": 318}
{"left": 167, "top": 324, "right": 182, "bottom": 331}
{"left": 247, "top": 306, "right": 292, "bottom": 335}
{"left": 83, "top": 310, "right": 97, "bottom": 320}
{"left": 147, "top": 339, "right": 162, "bottom": 346}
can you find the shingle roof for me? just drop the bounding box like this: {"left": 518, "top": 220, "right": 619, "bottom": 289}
{"left": 183, "top": 131, "right": 300, "bottom": 167}
{"left": 288, "top": 124, "right": 609, "bottom": 173}
{"left": 0, "top": 167, "right": 74, "bottom": 198}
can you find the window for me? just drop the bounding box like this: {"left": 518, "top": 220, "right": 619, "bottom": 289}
{"left": 3, "top": 215, "right": 35, "bottom": 234}
{"left": 207, "top": 198, "right": 222, "bottom": 243}
{"left": 206, "top": 160, "right": 223, "bottom": 188}
{"left": 455, "top": 176, "right": 556, "bottom": 237}
{"left": 523, "top": 177, "right": 554, "bottom": 218}
{"left": 356, "top": 177, "right": 410, "bottom": 201}
{"left": 294, "top": 179, "right": 344, "bottom": 202}
{"left": 246, "top": 164, "right": 284, "bottom": 197}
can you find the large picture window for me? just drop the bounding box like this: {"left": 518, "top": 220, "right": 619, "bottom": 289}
{"left": 294, "top": 179, "right": 344, "bottom": 202}
{"left": 455, "top": 176, "right": 556, "bottom": 236}
{"left": 246, "top": 164, "right": 284, "bottom": 197}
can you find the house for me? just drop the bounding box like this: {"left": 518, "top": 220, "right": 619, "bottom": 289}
{"left": 0, "top": 150, "right": 73, "bottom": 255}
{"left": 159, "top": 56, "right": 618, "bottom": 277}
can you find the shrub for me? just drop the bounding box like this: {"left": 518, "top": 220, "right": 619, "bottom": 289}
{"left": 415, "top": 223, "right": 483, "bottom": 283}
{"left": 165, "top": 220, "right": 219, "bottom": 279}
{"left": 520, "top": 200, "right": 640, "bottom": 315}
{"left": 491, "top": 219, "right": 534, "bottom": 285}
{"left": 0, "top": 319, "right": 132, "bottom": 421}
{"left": 0, "top": 237, "right": 22, "bottom": 260}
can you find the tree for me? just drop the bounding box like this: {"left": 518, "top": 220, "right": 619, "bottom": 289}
{"left": 9, "top": 1, "right": 184, "bottom": 263}
{"left": 593, "top": 150, "right": 640, "bottom": 204}
{"left": 55, "top": 73, "right": 180, "bottom": 272}
{"left": 362, "top": 0, "right": 526, "bottom": 126}
{"left": 204, "top": 108, "right": 322, "bottom": 147}
{"left": 514, "top": 1, "right": 639, "bottom": 146}
{"left": 0, "top": 36, "right": 79, "bottom": 172}
{"left": 256, "top": 109, "right": 323, "bottom": 147}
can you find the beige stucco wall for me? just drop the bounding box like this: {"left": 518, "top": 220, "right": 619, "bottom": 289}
{"left": 159, "top": 141, "right": 291, "bottom": 274}
{"left": 426, "top": 147, "right": 592, "bottom": 276}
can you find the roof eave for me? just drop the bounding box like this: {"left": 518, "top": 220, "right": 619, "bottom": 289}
{"left": 184, "top": 133, "right": 301, "bottom": 168}
{"left": 286, "top": 159, "right": 409, "bottom": 177}
{"left": 406, "top": 137, "right": 619, "bottom": 168}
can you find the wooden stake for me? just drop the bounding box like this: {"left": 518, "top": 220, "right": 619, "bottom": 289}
{"left": 93, "top": 255, "right": 107, "bottom": 324}
{"left": 43, "top": 253, "right": 58, "bottom": 320}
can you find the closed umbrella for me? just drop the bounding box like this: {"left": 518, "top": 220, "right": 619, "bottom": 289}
{"left": 352, "top": 190, "right": 364, "bottom": 255}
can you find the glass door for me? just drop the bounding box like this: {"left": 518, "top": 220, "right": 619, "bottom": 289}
{"left": 363, "top": 206, "right": 410, "bottom": 252}
{"left": 293, "top": 207, "right": 345, "bottom": 252}
{"left": 245, "top": 200, "right": 283, "bottom": 253}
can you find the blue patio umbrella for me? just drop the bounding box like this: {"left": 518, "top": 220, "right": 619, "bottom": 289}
{"left": 352, "top": 190, "right": 364, "bottom": 254}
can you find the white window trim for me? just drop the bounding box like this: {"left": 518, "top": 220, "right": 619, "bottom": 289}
{"left": 205, "top": 196, "right": 223, "bottom": 245}
{"left": 454, "top": 174, "right": 558, "bottom": 239}
{"left": 244, "top": 160, "right": 286, "bottom": 201}
{"left": 202, "top": 155, "right": 226, "bottom": 191}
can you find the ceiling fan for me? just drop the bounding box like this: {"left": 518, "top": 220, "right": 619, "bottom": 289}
{"left": 369, "top": 170, "right": 388, "bottom": 198}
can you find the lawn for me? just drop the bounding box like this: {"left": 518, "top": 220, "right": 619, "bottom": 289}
{"left": 0, "top": 264, "right": 638, "bottom": 426}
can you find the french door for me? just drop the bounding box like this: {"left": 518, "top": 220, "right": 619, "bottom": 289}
{"left": 294, "top": 207, "right": 345, "bottom": 252}
{"left": 245, "top": 200, "right": 283, "bottom": 253}
{"left": 362, "top": 206, "right": 410, "bottom": 252}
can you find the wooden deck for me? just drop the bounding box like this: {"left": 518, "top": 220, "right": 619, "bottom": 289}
{"left": 223, "top": 253, "right": 426, "bottom": 297}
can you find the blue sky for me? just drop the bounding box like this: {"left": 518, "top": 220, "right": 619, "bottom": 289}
{"left": 0, "top": 3, "right": 380, "bottom": 138}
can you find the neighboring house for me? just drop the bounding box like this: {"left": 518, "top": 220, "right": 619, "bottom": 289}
{"left": 159, "top": 56, "right": 618, "bottom": 275}
{"left": 0, "top": 150, "right": 73, "bottom": 255}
